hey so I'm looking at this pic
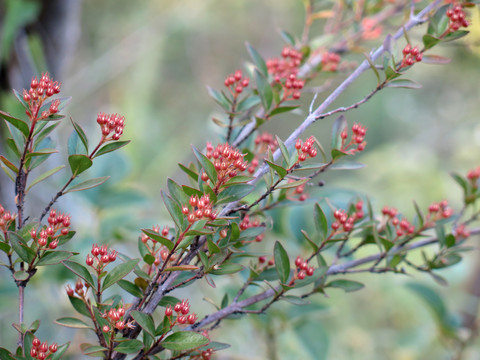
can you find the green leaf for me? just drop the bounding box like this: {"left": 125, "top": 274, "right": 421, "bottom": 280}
{"left": 8, "top": 232, "right": 35, "bottom": 263}
{"left": 114, "top": 340, "right": 143, "bottom": 354}
{"left": 0, "top": 110, "right": 29, "bottom": 138}
{"left": 385, "top": 66, "right": 401, "bottom": 80}
{"left": 443, "top": 30, "right": 469, "bottom": 42}
{"left": 24, "top": 331, "right": 35, "bottom": 360}
{"left": 445, "top": 234, "right": 456, "bottom": 248}
{"left": 50, "top": 342, "right": 70, "bottom": 360}
{"left": 275, "top": 135, "right": 290, "bottom": 166}
{"left": 55, "top": 317, "right": 91, "bottom": 329}
{"left": 0, "top": 155, "right": 18, "bottom": 174}
{"left": 164, "top": 264, "right": 200, "bottom": 272}
{"left": 326, "top": 279, "right": 364, "bottom": 292}
{"left": 68, "top": 295, "right": 90, "bottom": 317}
{"left": 279, "top": 30, "right": 296, "bottom": 46}
{"left": 216, "top": 184, "right": 254, "bottom": 204}
{"left": 435, "top": 224, "right": 446, "bottom": 247}
{"left": 192, "top": 146, "right": 217, "bottom": 185}
{"left": 159, "top": 295, "right": 181, "bottom": 308}
{"left": 179, "top": 163, "right": 199, "bottom": 181}
{"left": 413, "top": 201, "right": 425, "bottom": 229}
{"left": 331, "top": 115, "right": 347, "bottom": 150}
{"left": 276, "top": 178, "right": 309, "bottom": 190}
{"left": 314, "top": 204, "right": 328, "bottom": 239}
{"left": 102, "top": 259, "right": 140, "bottom": 291}
{"left": 36, "top": 250, "right": 74, "bottom": 266}
{"left": 14, "top": 270, "right": 29, "bottom": 281}
{"left": 6, "top": 138, "right": 21, "bottom": 158}
{"left": 274, "top": 241, "right": 290, "bottom": 284}
{"left": 363, "top": 53, "right": 380, "bottom": 84}
{"left": 71, "top": 119, "right": 89, "bottom": 152}
{"left": 385, "top": 79, "right": 422, "bottom": 89}
{"left": 142, "top": 228, "right": 174, "bottom": 251}
{"left": 236, "top": 95, "right": 261, "bottom": 112}
{"left": 331, "top": 149, "right": 348, "bottom": 161}
{"left": 421, "top": 54, "right": 451, "bottom": 65}
{"left": 26, "top": 165, "right": 65, "bottom": 192}
{"left": 62, "top": 260, "right": 96, "bottom": 289}
{"left": 131, "top": 311, "right": 156, "bottom": 338}
{"left": 254, "top": 69, "right": 273, "bottom": 111}
{"left": 81, "top": 344, "right": 107, "bottom": 357}
{"left": 161, "top": 191, "right": 185, "bottom": 230}
{"left": 167, "top": 178, "right": 189, "bottom": 205}
{"left": 0, "top": 348, "right": 15, "bottom": 360}
{"left": 422, "top": 34, "right": 441, "bottom": 50}
{"left": 93, "top": 141, "right": 130, "bottom": 158}
{"left": 207, "top": 238, "right": 220, "bottom": 254}
{"left": 68, "top": 154, "right": 93, "bottom": 176}
{"left": 65, "top": 176, "right": 110, "bottom": 193}
{"left": 246, "top": 42, "right": 268, "bottom": 76}
{"left": 207, "top": 86, "right": 231, "bottom": 111}
{"left": 329, "top": 161, "right": 365, "bottom": 170}
{"left": 269, "top": 105, "right": 301, "bottom": 117}
{"left": 210, "top": 262, "right": 244, "bottom": 275}
{"left": 161, "top": 331, "right": 209, "bottom": 351}
{"left": 265, "top": 160, "right": 287, "bottom": 178}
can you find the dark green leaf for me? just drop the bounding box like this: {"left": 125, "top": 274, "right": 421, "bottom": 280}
{"left": 65, "top": 176, "right": 110, "bottom": 193}
{"left": 0, "top": 348, "right": 15, "bottom": 360}
{"left": 246, "top": 42, "right": 268, "bottom": 76}
{"left": 178, "top": 163, "right": 198, "bottom": 181}
{"left": 0, "top": 155, "right": 18, "bottom": 174}
{"left": 55, "top": 317, "right": 91, "bottom": 329}
{"left": 210, "top": 262, "right": 244, "bottom": 275}
{"left": 269, "top": 105, "right": 301, "bottom": 117}
{"left": 443, "top": 30, "right": 469, "bottom": 42}
{"left": 161, "top": 331, "right": 209, "bottom": 351}
{"left": 265, "top": 160, "right": 287, "bottom": 178}
{"left": 68, "top": 295, "right": 90, "bottom": 317}
{"left": 36, "top": 250, "right": 74, "bottom": 266}
{"left": 422, "top": 34, "right": 441, "bottom": 50}
{"left": 385, "top": 66, "right": 401, "bottom": 80}
{"left": 93, "top": 141, "right": 130, "bottom": 158}
{"left": 216, "top": 184, "right": 254, "bottom": 204}
{"left": 445, "top": 234, "right": 456, "bottom": 248}
{"left": 131, "top": 311, "right": 156, "bottom": 338}
{"left": 274, "top": 241, "right": 290, "bottom": 284}
{"left": 326, "top": 279, "right": 364, "bottom": 292}
{"left": 142, "top": 228, "right": 174, "bottom": 251}
{"left": 62, "top": 260, "right": 96, "bottom": 289}
{"left": 167, "top": 178, "right": 189, "bottom": 205}
{"left": 8, "top": 232, "right": 35, "bottom": 263}
{"left": 102, "top": 259, "right": 140, "bottom": 291}
{"left": 435, "top": 224, "right": 446, "bottom": 247}
{"left": 159, "top": 296, "right": 181, "bottom": 308}
{"left": 68, "top": 154, "right": 93, "bottom": 176}
{"left": 331, "top": 149, "right": 348, "bottom": 161}
{"left": 71, "top": 119, "right": 89, "bottom": 152}
{"left": 114, "top": 340, "right": 143, "bottom": 354}
{"left": 0, "top": 110, "right": 29, "bottom": 138}
{"left": 254, "top": 69, "right": 273, "bottom": 111}
{"left": 314, "top": 204, "right": 328, "bottom": 239}
{"left": 161, "top": 191, "right": 185, "bottom": 231}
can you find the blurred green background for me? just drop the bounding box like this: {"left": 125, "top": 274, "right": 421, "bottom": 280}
{"left": 1, "top": 0, "right": 480, "bottom": 359}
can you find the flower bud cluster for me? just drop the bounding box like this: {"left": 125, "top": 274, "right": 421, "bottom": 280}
{"left": 287, "top": 179, "right": 308, "bottom": 202}
{"left": 295, "top": 136, "right": 318, "bottom": 162}
{"left": 165, "top": 299, "right": 198, "bottom": 325}
{"left": 66, "top": 278, "right": 89, "bottom": 298}
{"left": 199, "top": 348, "right": 214, "bottom": 360}
{"left": 248, "top": 132, "right": 278, "bottom": 174}
{"left": 455, "top": 224, "right": 470, "bottom": 240}
{"left": 331, "top": 201, "right": 364, "bottom": 233}
{"left": 183, "top": 194, "right": 217, "bottom": 223}
{"left": 31, "top": 209, "right": 70, "bottom": 249}
{"left": 294, "top": 256, "right": 315, "bottom": 280}
{"left": 0, "top": 204, "right": 15, "bottom": 236}
{"left": 267, "top": 46, "right": 305, "bottom": 101}
{"left": 321, "top": 52, "right": 341, "bottom": 72}
{"left": 446, "top": 3, "right": 469, "bottom": 32}
{"left": 239, "top": 215, "right": 264, "bottom": 243}
{"left": 86, "top": 244, "right": 118, "bottom": 272}
{"left": 22, "top": 72, "right": 61, "bottom": 120}
{"left": 141, "top": 225, "right": 173, "bottom": 267}
{"left": 224, "top": 69, "right": 249, "bottom": 95}
{"left": 101, "top": 305, "right": 134, "bottom": 331}
{"left": 381, "top": 206, "right": 416, "bottom": 237}
{"left": 426, "top": 200, "right": 453, "bottom": 222}
{"left": 96, "top": 113, "right": 125, "bottom": 141}
{"left": 401, "top": 44, "right": 422, "bottom": 68}
{"left": 467, "top": 166, "right": 480, "bottom": 187}
{"left": 30, "top": 337, "right": 57, "bottom": 360}
{"left": 205, "top": 142, "right": 248, "bottom": 188}
{"left": 340, "top": 123, "right": 367, "bottom": 154}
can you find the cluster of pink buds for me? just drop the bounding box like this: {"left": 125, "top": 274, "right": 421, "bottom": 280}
{"left": 30, "top": 337, "right": 57, "bottom": 360}
{"left": 101, "top": 305, "right": 134, "bottom": 331}
{"left": 31, "top": 209, "right": 70, "bottom": 249}
{"left": 467, "top": 166, "right": 480, "bottom": 187}
{"left": 455, "top": 224, "right": 470, "bottom": 240}
{"left": 258, "top": 255, "right": 275, "bottom": 267}
{"left": 446, "top": 3, "right": 469, "bottom": 32}
{"left": 182, "top": 194, "right": 217, "bottom": 223}
{"left": 22, "top": 72, "right": 61, "bottom": 120}
{"left": 198, "top": 348, "right": 214, "bottom": 360}
{"left": 400, "top": 44, "right": 423, "bottom": 68}
{"left": 224, "top": 69, "right": 249, "bottom": 95}
{"left": 332, "top": 202, "right": 364, "bottom": 233}
{"left": 295, "top": 136, "right": 318, "bottom": 162}
{"left": 267, "top": 46, "right": 303, "bottom": 80}
{"left": 381, "top": 206, "right": 416, "bottom": 237}
{"left": 287, "top": 180, "right": 308, "bottom": 202}
{"left": 165, "top": 299, "right": 198, "bottom": 325}
{"left": 96, "top": 113, "right": 125, "bottom": 141}
{"left": 426, "top": 200, "right": 454, "bottom": 221}
{"left": 66, "top": 278, "right": 88, "bottom": 298}
{"left": 340, "top": 123, "right": 367, "bottom": 154}
{"left": 86, "top": 244, "right": 118, "bottom": 272}
{"left": 277, "top": 73, "right": 305, "bottom": 101}
{"left": 321, "top": 52, "right": 341, "bottom": 72}
{"left": 205, "top": 143, "right": 248, "bottom": 187}
{"left": 294, "top": 256, "right": 315, "bottom": 280}
{"left": 248, "top": 132, "right": 278, "bottom": 174}
{"left": 0, "top": 204, "right": 15, "bottom": 236}
{"left": 238, "top": 215, "right": 264, "bottom": 242}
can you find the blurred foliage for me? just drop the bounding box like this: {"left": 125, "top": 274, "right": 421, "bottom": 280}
{"left": 1, "top": 0, "right": 480, "bottom": 359}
